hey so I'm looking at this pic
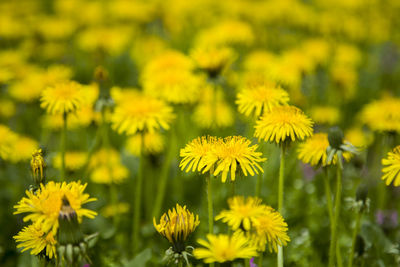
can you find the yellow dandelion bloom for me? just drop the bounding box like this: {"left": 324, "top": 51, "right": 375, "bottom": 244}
{"left": 88, "top": 148, "right": 129, "bottom": 184}
{"left": 254, "top": 106, "right": 314, "bottom": 144}
{"left": 298, "top": 133, "right": 353, "bottom": 167}
{"left": 126, "top": 131, "right": 164, "bottom": 156}
{"left": 190, "top": 46, "right": 235, "bottom": 76}
{"left": 0, "top": 124, "right": 18, "bottom": 160}
{"left": 14, "top": 223, "right": 57, "bottom": 259}
{"left": 101, "top": 202, "right": 130, "bottom": 218}
{"left": 8, "top": 135, "right": 38, "bottom": 163}
{"left": 215, "top": 196, "right": 266, "bottom": 231}
{"left": 153, "top": 204, "right": 200, "bottom": 250}
{"left": 252, "top": 207, "right": 290, "bottom": 253}
{"left": 359, "top": 96, "right": 400, "bottom": 133}
{"left": 111, "top": 90, "right": 174, "bottom": 135}
{"left": 236, "top": 83, "right": 290, "bottom": 117}
{"left": 310, "top": 106, "right": 341, "bottom": 125}
{"left": 141, "top": 50, "right": 194, "bottom": 75}
{"left": 14, "top": 181, "right": 97, "bottom": 234}
{"left": 345, "top": 127, "right": 373, "bottom": 148}
{"left": 203, "top": 136, "right": 266, "bottom": 183}
{"left": 192, "top": 87, "right": 234, "bottom": 129}
{"left": 53, "top": 151, "right": 87, "bottom": 171}
{"left": 193, "top": 233, "right": 258, "bottom": 264}
{"left": 381, "top": 146, "right": 400, "bottom": 186}
{"left": 180, "top": 136, "right": 217, "bottom": 173}
{"left": 40, "top": 81, "right": 84, "bottom": 115}
{"left": 0, "top": 98, "right": 16, "bottom": 118}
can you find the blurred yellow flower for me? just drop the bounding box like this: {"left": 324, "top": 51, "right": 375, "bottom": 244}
{"left": 89, "top": 148, "right": 129, "bottom": 184}
{"left": 14, "top": 181, "right": 97, "bottom": 234}
{"left": 40, "top": 81, "right": 84, "bottom": 115}
{"left": 310, "top": 106, "right": 341, "bottom": 125}
{"left": 9, "top": 136, "right": 39, "bottom": 163}
{"left": 381, "top": 146, "right": 400, "bottom": 187}
{"left": 193, "top": 87, "right": 234, "bottom": 129}
{"left": 53, "top": 151, "right": 87, "bottom": 171}
{"left": 101, "top": 202, "right": 130, "bottom": 218}
{"left": 345, "top": 127, "right": 373, "bottom": 148}
{"left": 236, "top": 83, "right": 289, "bottom": 117}
{"left": 153, "top": 204, "right": 199, "bottom": 250}
{"left": 194, "top": 233, "right": 258, "bottom": 263}
{"left": 0, "top": 124, "right": 18, "bottom": 160}
{"left": 14, "top": 223, "right": 57, "bottom": 259}
{"left": 111, "top": 90, "right": 174, "bottom": 135}
{"left": 0, "top": 99, "right": 16, "bottom": 118}
{"left": 360, "top": 96, "right": 400, "bottom": 133}
{"left": 126, "top": 131, "right": 164, "bottom": 156}
{"left": 254, "top": 106, "right": 314, "bottom": 144}
{"left": 191, "top": 45, "right": 235, "bottom": 77}
{"left": 215, "top": 196, "right": 266, "bottom": 231}
{"left": 298, "top": 133, "right": 353, "bottom": 167}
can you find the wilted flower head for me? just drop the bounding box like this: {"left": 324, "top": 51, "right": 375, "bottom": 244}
{"left": 153, "top": 204, "right": 200, "bottom": 252}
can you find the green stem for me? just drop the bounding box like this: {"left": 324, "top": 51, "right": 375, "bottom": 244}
{"left": 60, "top": 112, "right": 67, "bottom": 182}
{"left": 110, "top": 183, "right": 119, "bottom": 228}
{"left": 277, "top": 145, "right": 285, "bottom": 267}
{"left": 207, "top": 174, "right": 215, "bottom": 267}
{"left": 245, "top": 258, "right": 250, "bottom": 267}
{"left": 258, "top": 253, "right": 263, "bottom": 267}
{"left": 329, "top": 154, "right": 343, "bottom": 267}
{"left": 348, "top": 211, "right": 362, "bottom": 267}
{"left": 152, "top": 129, "right": 176, "bottom": 219}
{"left": 324, "top": 168, "right": 334, "bottom": 225}
{"left": 132, "top": 133, "right": 145, "bottom": 254}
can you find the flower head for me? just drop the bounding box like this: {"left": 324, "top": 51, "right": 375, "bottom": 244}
{"left": 236, "top": 83, "right": 289, "bottom": 117}
{"left": 251, "top": 208, "right": 290, "bottom": 252}
{"left": 191, "top": 45, "right": 235, "bottom": 77}
{"left": 153, "top": 204, "right": 200, "bottom": 252}
{"left": 53, "top": 151, "right": 87, "bottom": 171}
{"left": 193, "top": 233, "right": 258, "bottom": 264}
{"left": 310, "top": 106, "right": 340, "bottom": 125}
{"left": 254, "top": 106, "right": 313, "bottom": 144}
{"left": 125, "top": 131, "right": 164, "bottom": 156}
{"left": 14, "top": 181, "right": 97, "bottom": 234}
{"left": 40, "top": 81, "right": 84, "bottom": 115}
{"left": 382, "top": 146, "right": 400, "bottom": 186}
{"left": 9, "top": 136, "right": 39, "bottom": 164}
{"left": 180, "top": 136, "right": 217, "bottom": 173}
{"left": 215, "top": 196, "right": 266, "bottom": 231}
{"left": 359, "top": 96, "right": 400, "bottom": 133}
{"left": 14, "top": 223, "right": 57, "bottom": 259}
{"left": 298, "top": 133, "right": 353, "bottom": 167}
{"left": 89, "top": 148, "right": 129, "bottom": 184}
{"left": 111, "top": 89, "right": 174, "bottom": 135}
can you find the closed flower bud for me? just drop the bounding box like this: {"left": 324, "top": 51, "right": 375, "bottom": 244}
{"left": 328, "top": 127, "right": 344, "bottom": 150}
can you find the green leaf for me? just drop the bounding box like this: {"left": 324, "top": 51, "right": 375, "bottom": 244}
{"left": 124, "top": 248, "right": 152, "bottom": 267}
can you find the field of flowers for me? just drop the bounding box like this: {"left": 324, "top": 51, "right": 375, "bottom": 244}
{"left": 1, "top": 0, "right": 400, "bottom": 266}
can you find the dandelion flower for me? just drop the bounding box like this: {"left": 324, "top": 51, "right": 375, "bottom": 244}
{"left": 53, "top": 151, "right": 87, "bottom": 171}
{"left": 0, "top": 124, "right": 18, "bottom": 160}
{"left": 180, "top": 136, "right": 217, "bottom": 173}
{"left": 40, "top": 81, "right": 84, "bottom": 115}
{"left": 89, "top": 148, "right": 129, "bottom": 184}
{"left": 310, "top": 106, "right": 340, "bottom": 125}
{"left": 153, "top": 204, "right": 200, "bottom": 251}
{"left": 14, "top": 181, "right": 97, "bottom": 234}
{"left": 215, "top": 196, "right": 266, "bottom": 231}
{"left": 191, "top": 45, "right": 235, "bottom": 77}
{"left": 381, "top": 146, "right": 400, "bottom": 186}
{"left": 345, "top": 127, "right": 373, "bottom": 148}
{"left": 236, "top": 83, "right": 289, "bottom": 117}
{"left": 111, "top": 90, "right": 174, "bottom": 135}
{"left": 252, "top": 208, "right": 290, "bottom": 252}
{"left": 359, "top": 96, "right": 400, "bottom": 133}
{"left": 203, "top": 136, "right": 266, "bottom": 182}
{"left": 254, "top": 106, "right": 313, "bottom": 144}
{"left": 193, "top": 233, "right": 258, "bottom": 263}
{"left": 298, "top": 133, "right": 352, "bottom": 167}
{"left": 126, "top": 131, "right": 164, "bottom": 156}
{"left": 14, "top": 223, "right": 57, "bottom": 259}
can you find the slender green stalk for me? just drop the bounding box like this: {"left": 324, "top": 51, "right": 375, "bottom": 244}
{"left": 110, "top": 183, "right": 119, "bottom": 228}
{"left": 152, "top": 129, "right": 176, "bottom": 219}
{"left": 245, "top": 259, "right": 250, "bottom": 267}
{"left": 277, "top": 145, "right": 285, "bottom": 267}
{"left": 348, "top": 211, "right": 362, "bottom": 267}
{"left": 207, "top": 174, "right": 215, "bottom": 267}
{"left": 258, "top": 253, "right": 263, "bottom": 267}
{"left": 132, "top": 133, "right": 145, "bottom": 254}
{"left": 336, "top": 242, "right": 343, "bottom": 267}
{"left": 230, "top": 181, "right": 235, "bottom": 197}
{"left": 329, "top": 155, "right": 343, "bottom": 267}
{"left": 324, "top": 168, "right": 334, "bottom": 225}
{"left": 60, "top": 112, "right": 67, "bottom": 181}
